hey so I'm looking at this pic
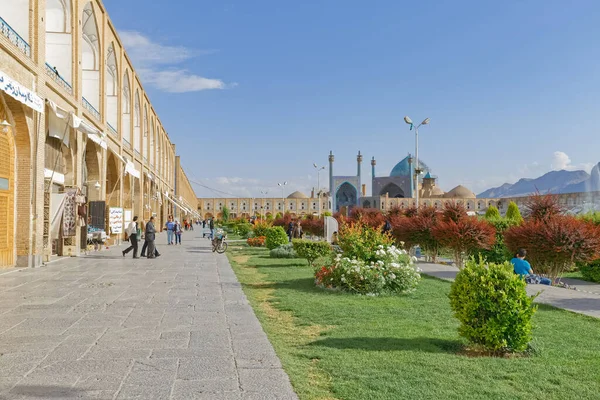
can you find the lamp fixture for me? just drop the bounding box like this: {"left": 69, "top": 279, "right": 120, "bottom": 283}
{"left": 1, "top": 120, "right": 12, "bottom": 134}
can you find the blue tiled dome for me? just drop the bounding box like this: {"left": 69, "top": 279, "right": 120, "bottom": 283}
{"left": 389, "top": 156, "right": 430, "bottom": 177}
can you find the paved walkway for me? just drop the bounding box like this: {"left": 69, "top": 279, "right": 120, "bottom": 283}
{"left": 419, "top": 262, "right": 600, "bottom": 318}
{"left": 0, "top": 233, "right": 297, "bottom": 400}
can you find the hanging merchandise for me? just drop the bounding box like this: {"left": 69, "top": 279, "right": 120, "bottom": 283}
{"left": 62, "top": 188, "right": 78, "bottom": 237}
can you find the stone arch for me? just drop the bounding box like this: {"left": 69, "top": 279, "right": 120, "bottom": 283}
{"left": 105, "top": 42, "right": 118, "bottom": 130}
{"left": 83, "top": 139, "right": 101, "bottom": 201}
{"left": 143, "top": 105, "right": 148, "bottom": 160}
{"left": 46, "top": 0, "right": 73, "bottom": 85}
{"left": 106, "top": 152, "right": 120, "bottom": 207}
{"left": 134, "top": 89, "right": 141, "bottom": 154}
{"left": 122, "top": 173, "right": 132, "bottom": 209}
{"left": 0, "top": 94, "right": 34, "bottom": 267}
{"left": 122, "top": 71, "right": 131, "bottom": 145}
{"left": 81, "top": 2, "right": 101, "bottom": 111}
{"left": 379, "top": 182, "right": 405, "bottom": 198}
{"left": 335, "top": 182, "right": 358, "bottom": 212}
{"left": 477, "top": 200, "right": 486, "bottom": 211}
{"left": 150, "top": 118, "right": 155, "bottom": 167}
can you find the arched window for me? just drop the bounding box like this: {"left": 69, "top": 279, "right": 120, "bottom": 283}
{"left": 105, "top": 43, "right": 118, "bottom": 131}
{"left": 122, "top": 71, "right": 131, "bottom": 146}
{"left": 46, "top": 0, "right": 72, "bottom": 84}
{"left": 143, "top": 106, "right": 149, "bottom": 160}
{"left": 134, "top": 90, "right": 141, "bottom": 154}
{"left": 81, "top": 2, "right": 101, "bottom": 114}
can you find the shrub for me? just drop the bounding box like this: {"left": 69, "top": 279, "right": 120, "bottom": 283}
{"left": 350, "top": 207, "right": 385, "bottom": 228}
{"left": 476, "top": 218, "right": 515, "bottom": 264}
{"left": 247, "top": 236, "right": 265, "bottom": 247}
{"left": 504, "top": 215, "right": 600, "bottom": 281}
{"left": 524, "top": 192, "right": 564, "bottom": 222}
{"left": 432, "top": 217, "right": 496, "bottom": 268}
{"left": 578, "top": 259, "right": 600, "bottom": 283}
{"left": 485, "top": 206, "right": 500, "bottom": 220}
{"left": 337, "top": 220, "right": 394, "bottom": 263}
{"left": 302, "top": 216, "right": 324, "bottom": 237}
{"left": 265, "top": 226, "right": 290, "bottom": 250}
{"left": 270, "top": 243, "right": 298, "bottom": 259}
{"left": 392, "top": 206, "right": 441, "bottom": 261}
{"left": 505, "top": 201, "right": 524, "bottom": 224}
{"left": 234, "top": 223, "right": 252, "bottom": 237}
{"left": 442, "top": 202, "right": 468, "bottom": 223}
{"left": 275, "top": 212, "right": 283, "bottom": 219}
{"left": 293, "top": 239, "right": 332, "bottom": 266}
{"left": 449, "top": 258, "right": 538, "bottom": 353}
{"left": 252, "top": 221, "right": 271, "bottom": 238}
{"left": 315, "top": 245, "right": 420, "bottom": 295}
{"left": 322, "top": 211, "right": 332, "bottom": 217}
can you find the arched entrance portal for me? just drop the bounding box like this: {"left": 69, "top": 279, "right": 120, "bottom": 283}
{"left": 335, "top": 182, "right": 358, "bottom": 212}
{"left": 380, "top": 183, "right": 405, "bottom": 198}
{"left": 0, "top": 93, "right": 34, "bottom": 267}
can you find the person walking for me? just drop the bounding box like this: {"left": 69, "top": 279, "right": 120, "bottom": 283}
{"left": 122, "top": 216, "right": 140, "bottom": 258}
{"left": 209, "top": 217, "right": 215, "bottom": 240}
{"left": 145, "top": 216, "right": 157, "bottom": 259}
{"left": 174, "top": 220, "right": 183, "bottom": 245}
{"left": 165, "top": 215, "right": 175, "bottom": 245}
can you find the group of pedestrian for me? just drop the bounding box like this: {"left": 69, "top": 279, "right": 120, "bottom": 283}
{"left": 122, "top": 216, "right": 161, "bottom": 259}
{"left": 164, "top": 215, "right": 185, "bottom": 245}
{"left": 286, "top": 219, "right": 303, "bottom": 241}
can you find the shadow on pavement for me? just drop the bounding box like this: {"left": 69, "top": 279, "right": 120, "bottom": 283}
{"left": 309, "top": 336, "right": 463, "bottom": 354}
{"left": 9, "top": 385, "right": 87, "bottom": 398}
{"left": 549, "top": 298, "right": 600, "bottom": 312}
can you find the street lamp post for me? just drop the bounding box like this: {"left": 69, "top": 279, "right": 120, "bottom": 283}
{"left": 403, "top": 116, "right": 430, "bottom": 210}
{"left": 260, "top": 190, "right": 268, "bottom": 219}
{"left": 277, "top": 182, "right": 288, "bottom": 214}
{"left": 313, "top": 163, "right": 325, "bottom": 216}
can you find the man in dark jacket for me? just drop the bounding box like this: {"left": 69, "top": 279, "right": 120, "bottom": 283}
{"left": 209, "top": 218, "right": 215, "bottom": 240}
{"left": 145, "top": 216, "right": 157, "bottom": 259}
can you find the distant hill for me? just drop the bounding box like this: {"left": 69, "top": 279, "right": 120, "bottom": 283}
{"left": 477, "top": 166, "right": 599, "bottom": 198}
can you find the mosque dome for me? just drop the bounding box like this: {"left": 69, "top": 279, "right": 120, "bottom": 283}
{"left": 443, "top": 185, "right": 476, "bottom": 199}
{"left": 390, "top": 155, "right": 430, "bottom": 177}
{"left": 431, "top": 187, "right": 445, "bottom": 196}
{"left": 287, "top": 191, "right": 308, "bottom": 199}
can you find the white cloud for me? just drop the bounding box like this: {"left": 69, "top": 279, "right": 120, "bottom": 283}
{"left": 551, "top": 151, "right": 571, "bottom": 170}
{"left": 119, "top": 31, "right": 232, "bottom": 93}
{"left": 192, "top": 176, "right": 318, "bottom": 199}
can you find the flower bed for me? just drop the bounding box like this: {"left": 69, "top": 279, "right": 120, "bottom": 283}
{"left": 315, "top": 245, "right": 420, "bottom": 295}
{"left": 247, "top": 236, "right": 266, "bottom": 247}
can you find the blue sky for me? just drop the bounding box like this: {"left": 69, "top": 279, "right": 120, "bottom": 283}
{"left": 104, "top": 0, "right": 600, "bottom": 198}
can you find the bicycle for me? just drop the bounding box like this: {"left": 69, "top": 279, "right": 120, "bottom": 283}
{"left": 211, "top": 230, "right": 228, "bottom": 254}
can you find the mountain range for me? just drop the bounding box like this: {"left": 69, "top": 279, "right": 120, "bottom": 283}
{"left": 477, "top": 162, "right": 600, "bottom": 198}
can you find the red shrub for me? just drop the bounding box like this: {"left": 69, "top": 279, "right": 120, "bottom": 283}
{"left": 302, "top": 216, "right": 325, "bottom": 237}
{"left": 504, "top": 215, "right": 600, "bottom": 280}
{"left": 272, "top": 214, "right": 294, "bottom": 229}
{"left": 432, "top": 217, "right": 496, "bottom": 268}
{"left": 247, "top": 236, "right": 266, "bottom": 247}
{"left": 523, "top": 192, "right": 565, "bottom": 222}
{"left": 392, "top": 206, "right": 442, "bottom": 260}
{"left": 350, "top": 207, "right": 385, "bottom": 228}
{"left": 442, "top": 202, "right": 468, "bottom": 223}
{"left": 387, "top": 206, "right": 404, "bottom": 218}
{"left": 402, "top": 207, "right": 418, "bottom": 218}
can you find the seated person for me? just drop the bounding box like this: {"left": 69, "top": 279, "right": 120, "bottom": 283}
{"left": 511, "top": 248, "right": 552, "bottom": 286}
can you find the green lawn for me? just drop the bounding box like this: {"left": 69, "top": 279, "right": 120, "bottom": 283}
{"left": 227, "top": 245, "right": 600, "bottom": 400}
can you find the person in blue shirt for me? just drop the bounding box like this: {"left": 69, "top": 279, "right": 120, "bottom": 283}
{"left": 165, "top": 215, "right": 175, "bottom": 245}
{"left": 511, "top": 248, "right": 551, "bottom": 285}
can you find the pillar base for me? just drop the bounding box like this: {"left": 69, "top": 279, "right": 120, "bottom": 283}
{"left": 16, "top": 254, "right": 43, "bottom": 268}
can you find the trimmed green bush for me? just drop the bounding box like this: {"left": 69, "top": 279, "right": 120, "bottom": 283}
{"left": 270, "top": 243, "right": 298, "bottom": 259}
{"left": 235, "top": 223, "right": 252, "bottom": 237}
{"left": 476, "top": 218, "right": 514, "bottom": 264}
{"left": 485, "top": 206, "right": 500, "bottom": 219}
{"left": 449, "top": 257, "right": 538, "bottom": 353}
{"left": 506, "top": 201, "right": 524, "bottom": 224}
{"left": 578, "top": 259, "right": 600, "bottom": 283}
{"left": 265, "top": 226, "right": 289, "bottom": 250}
{"left": 252, "top": 222, "right": 271, "bottom": 238}
{"left": 293, "top": 239, "right": 332, "bottom": 266}
{"left": 322, "top": 211, "right": 333, "bottom": 217}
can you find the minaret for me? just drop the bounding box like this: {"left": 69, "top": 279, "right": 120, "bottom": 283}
{"left": 371, "top": 157, "right": 376, "bottom": 197}
{"left": 408, "top": 154, "right": 414, "bottom": 199}
{"left": 329, "top": 151, "right": 335, "bottom": 212}
{"left": 357, "top": 151, "right": 363, "bottom": 206}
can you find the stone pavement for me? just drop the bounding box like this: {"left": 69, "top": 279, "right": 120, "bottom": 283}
{"left": 0, "top": 233, "right": 298, "bottom": 400}
{"left": 419, "top": 262, "right": 600, "bottom": 318}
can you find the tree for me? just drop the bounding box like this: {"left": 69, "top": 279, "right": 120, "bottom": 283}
{"left": 222, "top": 206, "right": 230, "bottom": 222}
{"left": 524, "top": 192, "right": 564, "bottom": 222}
{"left": 504, "top": 216, "right": 600, "bottom": 281}
{"left": 349, "top": 207, "right": 385, "bottom": 228}
{"left": 432, "top": 217, "right": 496, "bottom": 268}
{"left": 485, "top": 206, "right": 500, "bottom": 219}
{"left": 505, "top": 201, "right": 523, "bottom": 224}
{"left": 442, "top": 202, "right": 468, "bottom": 223}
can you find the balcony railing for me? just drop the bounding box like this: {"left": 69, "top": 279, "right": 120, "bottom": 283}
{"left": 123, "top": 138, "right": 131, "bottom": 148}
{"left": 108, "top": 123, "right": 117, "bottom": 136}
{"left": 0, "top": 16, "right": 30, "bottom": 57}
{"left": 45, "top": 63, "right": 73, "bottom": 95}
{"left": 82, "top": 97, "right": 100, "bottom": 121}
